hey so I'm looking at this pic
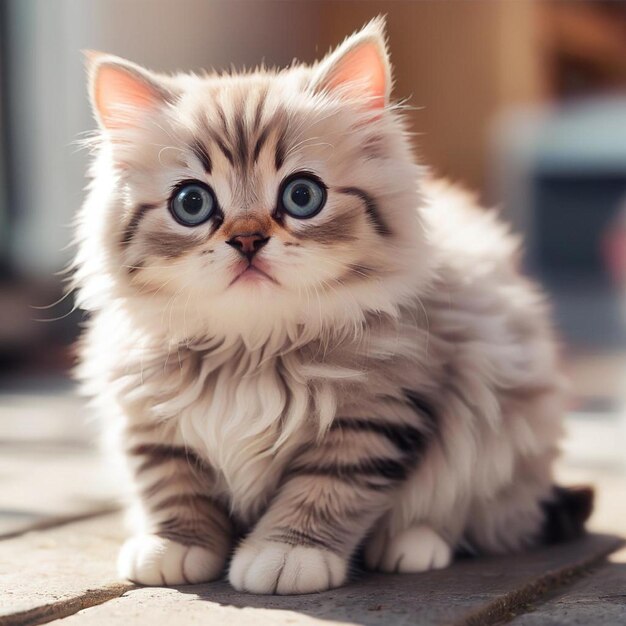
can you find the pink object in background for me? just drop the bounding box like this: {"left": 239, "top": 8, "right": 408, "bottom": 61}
{"left": 602, "top": 196, "right": 626, "bottom": 286}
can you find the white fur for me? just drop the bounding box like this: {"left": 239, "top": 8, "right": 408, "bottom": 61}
{"left": 365, "top": 525, "right": 452, "bottom": 573}
{"left": 74, "top": 19, "right": 566, "bottom": 594}
{"left": 229, "top": 539, "right": 347, "bottom": 595}
{"left": 118, "top": 535, "right": 224, "bottom": 585}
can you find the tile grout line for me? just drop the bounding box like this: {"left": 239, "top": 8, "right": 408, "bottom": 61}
{"left": 0, "top": 507, "right": 120, "bottom": 542}
{"left": 2, "top": 531, "right": 623, "bottom": 626}
{"left": 455, "top": 536, "right": 625, "bottom": 626}
{"left": 0, "top": 584, "right": 135, "bottom": 626}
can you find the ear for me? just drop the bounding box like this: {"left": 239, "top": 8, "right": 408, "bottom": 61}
{"left": 311, "top": 17, "right": 391, "bottom": 109}
{"left": 86, "top": 51, "right": 171, "bottom": 131}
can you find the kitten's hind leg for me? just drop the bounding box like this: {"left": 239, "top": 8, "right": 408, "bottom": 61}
{"left": 118, "top": 437, "right": 232, "bottom": 586}
{"left": 364, "top": 523, "right": 452, "bottom": 573}
{"left": 463, "top": 455, "right": 580, "bottom": 554}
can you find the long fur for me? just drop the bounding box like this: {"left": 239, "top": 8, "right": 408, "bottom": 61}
{"left": 73, "top": 19, "right": 585, "bottom": 594}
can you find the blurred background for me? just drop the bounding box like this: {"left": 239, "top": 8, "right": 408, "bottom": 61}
{"left": 0, "top": 0, "right": 625, "bottom": 535}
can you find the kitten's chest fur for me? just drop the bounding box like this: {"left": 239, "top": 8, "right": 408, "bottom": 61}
{"left": 127, "top": 336, "right": 341, "bottom": 523}
{"left": 87, "top": 311, "right": 421, "bottom": 524}
{"left": 177, "top": 347, "right": 307, "bottom": 522}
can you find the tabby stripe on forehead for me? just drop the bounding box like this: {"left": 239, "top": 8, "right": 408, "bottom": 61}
{"left": 337, "top": 187, "right": 391, "bottom": 236}
{"left": 253, "top": 125, "right": 270, "bottom": 163}
{"left": 253, "top": 86, "right": 268, "bottom": 132}
{"left": 208, "top": 129, "right": 234, "bottom": 166}
{"left": 234, "top": 113, "right": 248, "bottom": 168}
{"left": 216, "top": 103, "right": 229, "bottom": 135}
{"left": 190, "top": 139, "right": 212, "bottom": 173}
{"left": 275, "top": 127, "right": 287, "bottom": 170}
{"left": 121, "top": 203, "right": 158, "bottom": 247}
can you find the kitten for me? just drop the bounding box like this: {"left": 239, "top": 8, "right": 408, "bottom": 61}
{"left": 74, "top": 18, "right": 592, "bottom": 594}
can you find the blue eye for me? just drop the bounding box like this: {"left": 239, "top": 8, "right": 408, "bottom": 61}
{"left": 280, "top": 175, "right": 327, "bottom": 219}
{"left": 170, "top": 181, "right": 216, "bottom": 226}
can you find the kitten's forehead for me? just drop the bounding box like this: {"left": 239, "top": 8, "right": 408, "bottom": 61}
{"left": 152, "top": 67, "right": 394, "bottom": 224}
{"left": 173, "top": 68, "right": 334, "bottom": 181}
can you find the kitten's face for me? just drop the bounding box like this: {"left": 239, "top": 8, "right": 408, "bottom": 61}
{"left": 118, "top": 76, "right": 397, "bottom": 296}
{"left": 80, "top": 20, "right": 428, "bottom": 338}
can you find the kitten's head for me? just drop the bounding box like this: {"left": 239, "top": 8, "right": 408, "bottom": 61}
{"left": 75, "top": 18, "right": 431, "bottom": 344}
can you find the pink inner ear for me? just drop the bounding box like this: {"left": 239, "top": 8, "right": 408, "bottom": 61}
{"left": 325, "top": 42, "right": 387, "bottom": 109}
{"left": 95, "top": 65, "right": 160, "bottom": 129}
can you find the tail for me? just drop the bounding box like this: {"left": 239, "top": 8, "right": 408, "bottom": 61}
{"left": 541, "top": 485, "right": 594, "bottom": 544}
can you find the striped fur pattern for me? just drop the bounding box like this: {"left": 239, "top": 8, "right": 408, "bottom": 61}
{"left": 74, "top": 19, "right": 570, "bottom": 594}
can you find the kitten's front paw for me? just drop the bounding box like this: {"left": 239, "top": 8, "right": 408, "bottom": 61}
{"left": 229, "top": 539, "right": 347, "bottom": 594}
{"left": 365, "top": 525, "right": 452, "bottom": 573}
{"left": 118, "top": 535, "right": 225, "bottom": 585}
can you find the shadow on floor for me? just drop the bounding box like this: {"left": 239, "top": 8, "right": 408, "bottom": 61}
{"left": 166, "top": 534, "right": 623, "bottom": 626}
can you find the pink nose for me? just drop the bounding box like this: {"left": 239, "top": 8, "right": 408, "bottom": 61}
{"left": 226, "top": 232, "right": 270, "bottom": 259}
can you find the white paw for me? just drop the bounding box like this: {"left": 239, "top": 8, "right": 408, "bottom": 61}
{"left": 229, "top": 539, "right": 347, "bottom": 594}
{"left": 118, "top": 535, "right": 225, "bottom": 585}
{"left": 365, "top": 525, "right": 452, "bottom": 573}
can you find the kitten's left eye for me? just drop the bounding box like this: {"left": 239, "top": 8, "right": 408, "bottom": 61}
{"left": 169, "top": 181, "right": 216, "bottom": 226}
{"left": 279, "top": 174, "right": 327, "bottom": 219}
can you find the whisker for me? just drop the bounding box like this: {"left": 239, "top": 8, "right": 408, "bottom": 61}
{"left": 30, "top": 289, "right": 75, "bottom": 310}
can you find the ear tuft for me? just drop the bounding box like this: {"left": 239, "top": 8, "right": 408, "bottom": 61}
{"left": 311, "top": 16, "right": 391, "bottom": 109}
{"left": 87, "top": 53, "right": 169, "bottom": 130}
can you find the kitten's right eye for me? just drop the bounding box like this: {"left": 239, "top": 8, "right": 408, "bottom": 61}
{"left": 169, "top": 181, "right": 216, "bottom": 226}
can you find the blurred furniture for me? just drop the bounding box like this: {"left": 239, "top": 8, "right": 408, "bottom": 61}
{"left": 542, "top": 0, "right": 626, "bottom": 98}
{"left": 493, "top": 98, "right": 626, "bottom": 348}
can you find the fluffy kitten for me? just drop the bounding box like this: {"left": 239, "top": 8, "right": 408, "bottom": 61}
{"left": 74, "top": 19, "right": 592, "bottom": 594}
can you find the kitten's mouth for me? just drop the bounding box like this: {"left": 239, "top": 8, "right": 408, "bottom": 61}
{"left": 229, "top": 263, "right": 279, "bottom": 287}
